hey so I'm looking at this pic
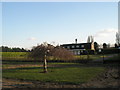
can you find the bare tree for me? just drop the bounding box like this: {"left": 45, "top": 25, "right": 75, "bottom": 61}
{"left": 52, "top": 46, "right": 74, "bottom": 60}
{"left": 87, "top": 36, "right": 94, "bottom": 43}
{"left": 116, "top": 32, "right": 120, "bottom": 46}
{"left": 30, "top": 43, "right": 54, "bottom": 60}
{"left": 29, "top": 42, "right": 54, "bottom": 73}
{"left": 29, "top": 42, "right": 74, "bottom": 72}
{"left": 107, "top": 43, "right": 110, "bottom": 48}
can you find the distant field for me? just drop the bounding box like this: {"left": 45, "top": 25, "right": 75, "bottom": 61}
{"left": 1, "top": 52, "right": 28, "bottom": 57}
{"left": 1, "top": 52, "right": 118, "bottom": 62}
{"left": 75, "top": 55, "right": 102, "bottom": 60}
{"left": 1, "top": 52, "right": 29, "bottom": 60}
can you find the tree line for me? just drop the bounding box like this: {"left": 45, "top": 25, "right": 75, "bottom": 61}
{"left": 0, "top": 46, "right": 30, "bottom": 52}
{"left": 1, "top": 42, "right": 119, "bottom": 53}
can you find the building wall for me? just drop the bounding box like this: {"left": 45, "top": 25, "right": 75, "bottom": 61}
{"left": 91, "top": 42, "right": 95, "bottom": 50}
{"left": 61, "top": 43, "right": 95, "bottom": 55}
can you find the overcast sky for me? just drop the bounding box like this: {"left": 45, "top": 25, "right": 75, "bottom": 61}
{"left": 2, "top": 2, "right": 118, "bottom": 49}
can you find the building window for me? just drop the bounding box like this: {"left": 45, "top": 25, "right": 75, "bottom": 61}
{"left": 75, "top": 51, "right": 77, "bottom": 55}
{"left": 72, "top": 45, "right": 75, "bottom": 48}
{"left": 76, "top": 45, "right": 79, "bottom": 48}
{"left": 81, "top": 45, "right": 84, "bottom": 48}
{"left": 81, "top": 50, "right": 83, "bottom": 53}
{"left": 78, "top": 51, "right": 80, "bottom": 55}
{"left": 67, "top": 46, "right": 70, "bottom": 49}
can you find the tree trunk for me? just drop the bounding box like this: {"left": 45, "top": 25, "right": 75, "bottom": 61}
{"left": 43, "top": 55, "right": 47, "bottom": 73}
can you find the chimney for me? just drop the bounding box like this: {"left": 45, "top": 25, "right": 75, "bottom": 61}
{"left": 75, "top": 39, "right": 77, "bottom": 44}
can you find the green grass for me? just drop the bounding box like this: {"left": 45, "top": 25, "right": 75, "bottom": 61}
{"left": 48, "top": 62, "right": 80, "bottom": 65}
{"left": 75, "top": 55, "right": 102, "bottom": 60}
{"left": 1, "top": 52, "right": 28, "bottom": 57}
{"left": 1, "top": 52, "right": 29, "bottom": 60}
{"left": 2, "top": 52, "right": 117, "bottom": 63}
{"left": 108, "top": 54, "right": 120, "bottom": 60}
{"left": 75, "top": 54, "right": 115, "bottom": 60}
{"left": 2, "top": 62, "right": 82, "bottom": 68}
{"left": 3, "top": 66, "right": 105, "bottom": 84}
{"left": 2, "top": 52, "right": 103, "bottom": 61}
{"left": 2, "top": 52, "right": 118, "bottom": 85}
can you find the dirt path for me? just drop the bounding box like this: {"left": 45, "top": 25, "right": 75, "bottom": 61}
{"left": 2, "top": 63, "right": 93, "bottom": 70}
{"left": 2, "top": 78, "right": 33, "bottom": 89}
{"left": 2, "top": 64, "right": 43, "bottom": 69}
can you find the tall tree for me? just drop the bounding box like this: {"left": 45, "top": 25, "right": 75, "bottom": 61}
{"left": 116, "top": 32, "right": 120, "bottom": 46}
{"left": 103, "top": 43, "right": 107, "bottom": 49}
{"left": 87, "top": 36, "right": 94, "bottom": 43}
{"left": 107, "top": 43, "right": 110, "bottom": 48}
{"left": 115, "top": 43, "right": 118, "bottom": 48}
{"left": 94, "top": 42, "right": 99, "bottom": 51}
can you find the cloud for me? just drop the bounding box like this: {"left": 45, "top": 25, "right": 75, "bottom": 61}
{"left": 94, "top": 28, "right": 117, "bottom": 37}
{"left": 28, "top": 37, "right": 37, "bottom": 41}
{"left": 94, "top": 28, "right": 118, "bottom": 44}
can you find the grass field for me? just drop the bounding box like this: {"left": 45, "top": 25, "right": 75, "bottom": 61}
{"left": 1, "top": 52, "right": 29, "bottom": 60}
{"left": 3, "top": 64, "right": 105, "bottom": 84}
{"left": 2, "top": 52, "right": 119, "bottom": 88}
{"left": 1, "top": 52, "right": 27, "bottom": 57}
{"left": 1, "top": 52, "right": 114, "bottom": 61}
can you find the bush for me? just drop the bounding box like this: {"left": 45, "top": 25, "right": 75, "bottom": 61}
{"left": 97, "top": 48, "right": 120, "bottom": 54}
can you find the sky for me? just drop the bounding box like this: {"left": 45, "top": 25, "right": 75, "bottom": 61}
{"left": 0, "top": 2, "right": 2, "bottom": 48}
{"left": 1, "top": 2, "right": 118, "bottom": 49}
